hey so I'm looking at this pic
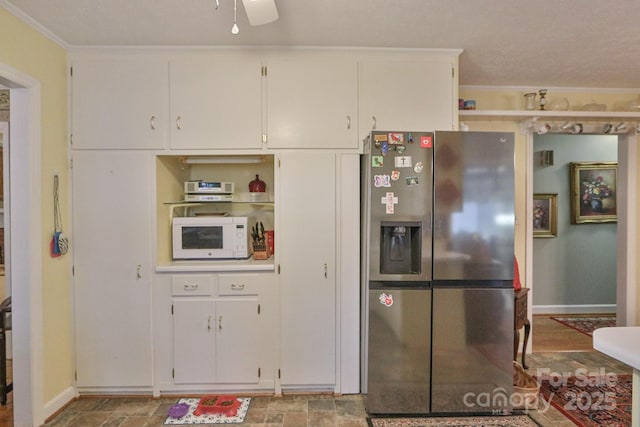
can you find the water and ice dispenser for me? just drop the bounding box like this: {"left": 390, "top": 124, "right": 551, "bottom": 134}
{"left": 379, "top": 221, "right": 422, "bottom": 275}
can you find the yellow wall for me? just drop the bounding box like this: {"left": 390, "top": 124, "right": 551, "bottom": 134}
{"left": 460, "top": 87, "right": 640, "bottom": 324}
{"left": 0, "top": 8, "right": 72, "bottom": 403}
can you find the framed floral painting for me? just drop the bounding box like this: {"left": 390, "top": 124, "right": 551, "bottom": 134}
{"left": 533, "top": 193, "right": 557, "bottom": 237}
{"left": 570, "top": 162, "right": 617, "bottom": 224}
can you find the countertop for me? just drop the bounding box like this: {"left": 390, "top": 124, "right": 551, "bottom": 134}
{"left": 593, "top": 326, "right": 640, "bottom": 370}
{"left": 156, "top": 258, "right": 275, "bottom": 273}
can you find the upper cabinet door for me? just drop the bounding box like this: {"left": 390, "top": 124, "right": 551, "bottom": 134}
{"left": 359, "top": 58, "right": 456, "bottom": 141}
{"left": 71, "top": 56, "right": 169, "bottom": 149}
{"left": 169, "top": 57, "right": 263, "bottom": 149}
{"left": 266, "top": 58, "right": 358, "bottom": 149}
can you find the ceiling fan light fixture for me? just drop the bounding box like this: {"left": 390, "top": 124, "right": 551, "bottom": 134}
{"left": 231, "top": 0, "right": 240, "bottom": 35}
{"left": 242, "top": 0, "right": 279, "bottom": 26}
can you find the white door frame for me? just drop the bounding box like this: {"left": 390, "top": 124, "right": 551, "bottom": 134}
{"left": 0, "top": 62, "right": 44, "bottom": 427}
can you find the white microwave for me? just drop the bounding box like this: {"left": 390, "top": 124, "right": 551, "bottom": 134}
{"left": 172, "top": 216, "right": 249, "bottom": 260}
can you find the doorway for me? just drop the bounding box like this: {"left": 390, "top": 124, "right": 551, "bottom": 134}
{"left": 532, "top": 134, "right": 618, "bottom": 313}
{"left": 525, "top": 129, "right": 636, "bottom": 335}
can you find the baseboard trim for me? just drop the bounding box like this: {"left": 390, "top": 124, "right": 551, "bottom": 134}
{"left": 532, "top": 304, "right": 616, "bottom": 315}
{"left": 43, "top": 386, "right": 76, "bottom": 422}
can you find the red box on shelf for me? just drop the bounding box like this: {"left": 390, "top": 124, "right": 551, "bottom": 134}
{"left": 193, "top": 395, "right": 241, "bottom": 417}
{"left": 265, "top": 230, "right": 274, "bottom": 254}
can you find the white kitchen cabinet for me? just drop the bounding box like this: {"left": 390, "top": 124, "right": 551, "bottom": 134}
{"left": 71, "top": 56, "right": 168, "bottom": 149}
{"left": 215, "top": 299, "right": 260, "bottom": 383}
{"left": 173, "top": 299, "right": 260, "bottom": 384}
{"left": 72, "top": 151, "right": 153, "bottom": 388}
{"left": 265, "top": 58, "right": 358, "bottom": 149}
{"left": 173, "top": 299, "right": 216, "bottom": 384}
{"left": 278, "top": 152, "right": 336, "bottom": 386}
{"left": 358, "top": 57, "right": 457, "bottom": 141}
{"left": 169, "top": 57, "right": 263, "bottom": 149}
{"left": 171, "top": 274, "right": 264, "bottom": 385}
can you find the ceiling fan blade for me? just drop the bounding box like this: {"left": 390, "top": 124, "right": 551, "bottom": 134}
{"left": 242, "top": 0, "right": 279, "bottom": 26}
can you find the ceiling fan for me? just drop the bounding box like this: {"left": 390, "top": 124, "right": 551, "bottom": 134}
{"left": 214, "top": 0, "right": 279, "bottom": 34}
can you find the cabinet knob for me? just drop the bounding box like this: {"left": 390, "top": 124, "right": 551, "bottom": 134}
{"left": 150, "top": 116, "right": 156, "bottom": 130}
{"left": 176, "top": 116, "right": 183, "bottom": 130}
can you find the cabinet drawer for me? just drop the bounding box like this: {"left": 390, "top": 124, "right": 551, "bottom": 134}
{"left": 171, "top": 274, "right": 216, "bottom": 296}
{"left": 218, "top": 274, "right": 265, "bottom": 296}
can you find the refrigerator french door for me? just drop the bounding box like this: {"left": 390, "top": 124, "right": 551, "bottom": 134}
{"left": 431, "top": 131, "right": 515, "bottom": 414}
{"left": 361, "top": 131, "right": 434, "bottom": 414}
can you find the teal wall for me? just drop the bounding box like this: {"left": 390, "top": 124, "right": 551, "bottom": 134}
{"left": 533, "top": 134, "right": 617, "bottom": 308}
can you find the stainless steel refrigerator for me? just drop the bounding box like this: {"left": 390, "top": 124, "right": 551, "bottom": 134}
{"left": 361, "top": 131, "right": 515, "bottom": 415}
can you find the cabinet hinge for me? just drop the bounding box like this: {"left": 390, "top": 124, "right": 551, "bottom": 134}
{"left": 74, "top": 371, "right": 77, "bottom": 381}
{"left": 69, "top": 156, "right": 73, "bottom": 170}
{"left": 257, "top": 303, "right": 261, "bottom": 315}
{"left": 262, "top": 65, "right": 267, "bottom": 77}
{"left": 452, "top": 67, "right": 455, "bottom": 78}
{"left": 278, "top": 369, "right": 281, "bottom": 379}
{"left": 277, "top": 264, "right": 281, "bottom": 274}
{"left": 172, "top": 368, "right": 175, "bottom": 379}
{"left": 171, "top": 304, "right": 174, "bottom": 315}
{"left": 258, "top": 367, "right": 261, "bottom": 378}
{"left": 277, "top": 158, "right": 281, "bottom": 168}
{"left": 70, "top": 66, "right": 73, "bottom": 77}
{"left": 72, "top": 265, "right": 75, "bottom": 276}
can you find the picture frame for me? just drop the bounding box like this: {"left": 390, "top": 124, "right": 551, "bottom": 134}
{"left": 533, "top": 193, "right": 558, "bottom": 238}
{"left": 570, "top": 162, "right": 617, "bottom": 224}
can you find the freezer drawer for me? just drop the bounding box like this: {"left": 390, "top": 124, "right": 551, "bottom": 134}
{"left": 366, "top": 288, "right": 431, "bottom": 414}
{"left": 431, "top": 288, "right": 514, "bottom": 414}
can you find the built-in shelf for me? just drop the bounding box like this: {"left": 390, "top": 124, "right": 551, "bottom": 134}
{"left": 459, "top": 109, "right": 640, "bottom": 122}
{"left": 165, "top": 200, "right": 274, "bottom": 222}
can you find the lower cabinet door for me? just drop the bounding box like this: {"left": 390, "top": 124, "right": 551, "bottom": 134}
{"left": 216, "top": 299, "right": 260, "bottom": 383}
{"left": 172, "top": 298, "right": 260, "bottom": 385}
{"left": 173, "top": 299, "right": 216, "bottom": 384}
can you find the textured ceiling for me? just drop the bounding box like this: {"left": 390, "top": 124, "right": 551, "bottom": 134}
{"left": 2, "top": 0, "right": 640, "bottom": 89}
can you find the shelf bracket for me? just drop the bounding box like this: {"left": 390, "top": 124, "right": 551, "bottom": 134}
{"left": 520, "top": 117, "right": 539, "bottom": 135}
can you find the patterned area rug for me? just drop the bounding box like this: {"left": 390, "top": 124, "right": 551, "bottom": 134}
{"left": 537, "top": 374, "right": 632, "bottom": 427}
{"left": 368, "top": 415, "right": 538, "bottom": 426}
{"left": 164, "top": 397, "right": 250, "bottom": 425}
{"left": 550, "top": 315, "right": 616, "bottom": 337}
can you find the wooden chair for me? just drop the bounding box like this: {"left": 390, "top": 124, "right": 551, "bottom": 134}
{"left": 0, "top": 296, "right": 12, "bottom": 405}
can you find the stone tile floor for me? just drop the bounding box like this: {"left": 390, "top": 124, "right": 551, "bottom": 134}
{"left": 38, "top": 350, "right": 633, "bottom": 427}
{"left": 42, "top": 394, "right": 369, "bottom": 427}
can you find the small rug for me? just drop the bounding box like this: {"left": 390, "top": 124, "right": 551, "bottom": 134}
{"left": 550, "top": 315, "right": 616, "bottom": 337}
{"left": 367, "top": 415, "right": 538, "bottom": 426}
{"left": 164, "top": 397, "right": 251, "bottom": 425}
{"left": 537, "top": 374, "right": 632, "bottom": 427}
